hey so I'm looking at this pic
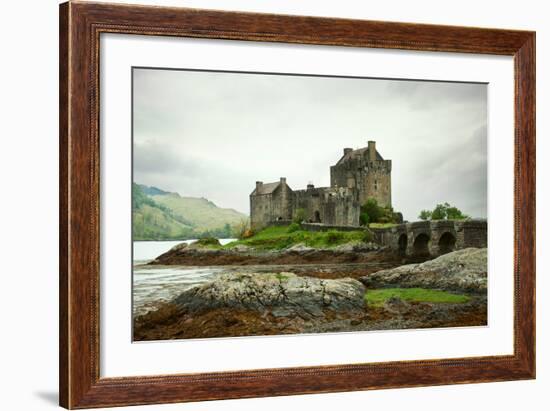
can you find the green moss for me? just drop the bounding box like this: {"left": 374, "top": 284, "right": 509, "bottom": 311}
{"left": 223, "top": 225, "right": 371, "bottom": 250}
{"left": 369, "top": 223, "right": 398, "bottom": 229}
{"left": 194, "top": 237, "right": 221, "bottom": 247}
{"left": 365, "top": 288, "right": 470, "bottom": 307}
{"left": 275, "top": 273, "right": 290, "bottom": 281}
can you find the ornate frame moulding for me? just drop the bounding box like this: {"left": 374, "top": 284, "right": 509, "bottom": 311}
{"left": 59, "top": 1, "right": 535, "bottom": 408}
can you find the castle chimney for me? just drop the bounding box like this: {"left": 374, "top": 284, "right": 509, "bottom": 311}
{"left": 343, "top": 148, "right": 353, "bottom": 156}
{"left": 368, "top": 141, "right": 376, "bottom": 162}
{"left": 256, "top": 181, "right": 263, "bottom": 191}
{"left": 307, "top": 183, "right": 315, "bottom": 190}
{"left": 280, "top": 177, "right": 286, "bottom": 185}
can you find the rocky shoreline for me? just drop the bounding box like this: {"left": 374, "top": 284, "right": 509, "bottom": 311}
{"left": 134, "top": 290, "right": 487, "bottom": 341}
{"left": 134, "top": 247, "right": 488, "bottom": 341}
{"left": 148, "top": 241, "right": 397, "bottom": 266}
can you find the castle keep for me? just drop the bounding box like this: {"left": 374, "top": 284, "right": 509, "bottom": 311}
{"left": 250, "top": 141, "right": 392, "bottom": 230}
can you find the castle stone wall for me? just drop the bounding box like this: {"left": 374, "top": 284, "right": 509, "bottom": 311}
{"left": 250, "top": 193, "right": 273, "bottom": 230}
{"left": 361, "top": 161, "right": 392, "bottom": 207}
{"left": 293, "top": 187, "right": 360, "bottom": 226}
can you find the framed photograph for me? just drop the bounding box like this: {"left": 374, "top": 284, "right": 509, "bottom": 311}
{"left": 59, "top": 1, "right": 535, "bottom": 408}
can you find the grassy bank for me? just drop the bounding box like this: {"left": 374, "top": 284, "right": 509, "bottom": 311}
{"left": 222, "top": 225, "right": 371, "bottom": 251}
{"left": 365, "top": 288, "right": 470, "bottom": 307}
{"left": 368, "top": 223, "right": 398, "bottom": 229}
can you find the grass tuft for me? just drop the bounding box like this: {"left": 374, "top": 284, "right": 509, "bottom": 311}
{"left": 365, "top": 288, "right": 470, "bottom": 307}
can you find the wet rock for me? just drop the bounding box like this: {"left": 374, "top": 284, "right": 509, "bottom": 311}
{"left": 383, "top": 296, "right": 411, "bottom": 314}
{"left": 333, "top": 241, "right": 379, "bottom": 253}
{"left": 285, "top": 243, "right": 314, "bottom": 253}
{"left": 360, "top": 248, "right": 487, "bottom": 293}
{"left": 173, "top": 272, "right": 366, "bottom": 319}
{"left": 169, "top": 242, "right": 188, "bottom": 252}
{"left": 231, "top": 244, "right": 253, "bottom": 253}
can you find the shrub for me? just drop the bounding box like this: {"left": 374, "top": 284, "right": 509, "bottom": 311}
{"left": 293, "top": 208, "right": 307, "bottom": 224}
{"left": 287, "top": 223, "right": 301, "bottom": 233}
{"left": 361, "top": 198, "right": 383, "bottom": 224}
{"left": 241, "top": 229, "right": 254, "bottom": 239}
{"left": 360, "top": 198, "right": 398, "bottom": 225}
{"left": 234, "top": 218, "right": 251, "bottom": 239}
{"left": 326, "top": 230, "right": 344, "bottom": 244}
{"left": 359, "top": 212, "right": 370, "bottom": 226}
{"left": 361, "top": 230, "right": 372, "bottom": 243}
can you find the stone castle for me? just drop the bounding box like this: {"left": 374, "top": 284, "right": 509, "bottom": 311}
{"left": 250, "top": 141, "right": 392, "bottom": 230}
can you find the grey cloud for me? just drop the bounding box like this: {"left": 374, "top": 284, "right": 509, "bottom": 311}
{"left": 134, "top": 140, "right": 202, "bottom": 176}
{"left": 133, "top": 68, "right": 487, "bottom": 219}
{"left": 385, "top": 80, "right": 487, "bottom": 111}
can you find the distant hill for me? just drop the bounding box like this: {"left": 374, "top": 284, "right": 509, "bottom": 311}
{"left": 139, "top": 184, "right": 171, "bottom": 197}
{"left": 132, "top": 183, "right": 247, "bottom": 241}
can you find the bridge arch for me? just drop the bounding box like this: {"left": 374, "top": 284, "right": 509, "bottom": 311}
{"left": 412, "top": 233, "right": 430, "bottom": 257}
{"left": 438, "top": 231, "right": 456, "bottom": 255}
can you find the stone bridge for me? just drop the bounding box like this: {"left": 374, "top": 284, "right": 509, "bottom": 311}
{"left": 371, "top": 219, "right": 487, "bottom": 257}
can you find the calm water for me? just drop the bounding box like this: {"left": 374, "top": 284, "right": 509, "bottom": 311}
{"left": 132, "top": 240, "right": 390, "bottom": 317}
{"left": 133, "top": 239, "right": 236, "bottom": 316}
{"left": 133, "top": 238, "right": 237, "bottom": 264}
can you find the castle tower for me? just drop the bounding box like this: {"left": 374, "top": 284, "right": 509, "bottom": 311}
{"left": 329, "top": 140, "right": 392, "bottom": 207}
{"left": 249, "top": 177, "right": 294, "bottom": 230}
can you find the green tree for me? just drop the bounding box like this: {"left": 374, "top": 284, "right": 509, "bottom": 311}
{"left": 419, "top": 202, "right": 470, "bottom": 221}
{"left": 418, "top": 209, "right": 432, "bottom": 220}
{"left": 361, "top": 198, "right": 383, "bottom": 224}
{"left": 223, "top": 223, "right": 232, "bottom": 237}
{"left": 431, "top": 203, "right": 448, "bottom": 220}
{"left": 446, "top": 205, "right": 469, "bottom": 220}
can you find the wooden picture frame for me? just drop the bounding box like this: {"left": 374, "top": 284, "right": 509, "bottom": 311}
{"left": 59, "top": 1, "right": 535, "bottom": 408}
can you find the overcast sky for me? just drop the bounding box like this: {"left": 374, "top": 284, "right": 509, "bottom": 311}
{"left": 133, "top": 68, "right": 487, "bottom": 221}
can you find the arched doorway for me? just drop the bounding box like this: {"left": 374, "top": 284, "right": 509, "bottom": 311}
{"left": 413, "top": 233, "right": 430, "bottom": 257}
{"left": 314, "top": 210, "right": 321, "bottom": 223}
{"left": 397, "top": 234, "right": 408, "bottom": 255}
{"left": 438, "top": 232, "right": 456, "bottom": 255}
